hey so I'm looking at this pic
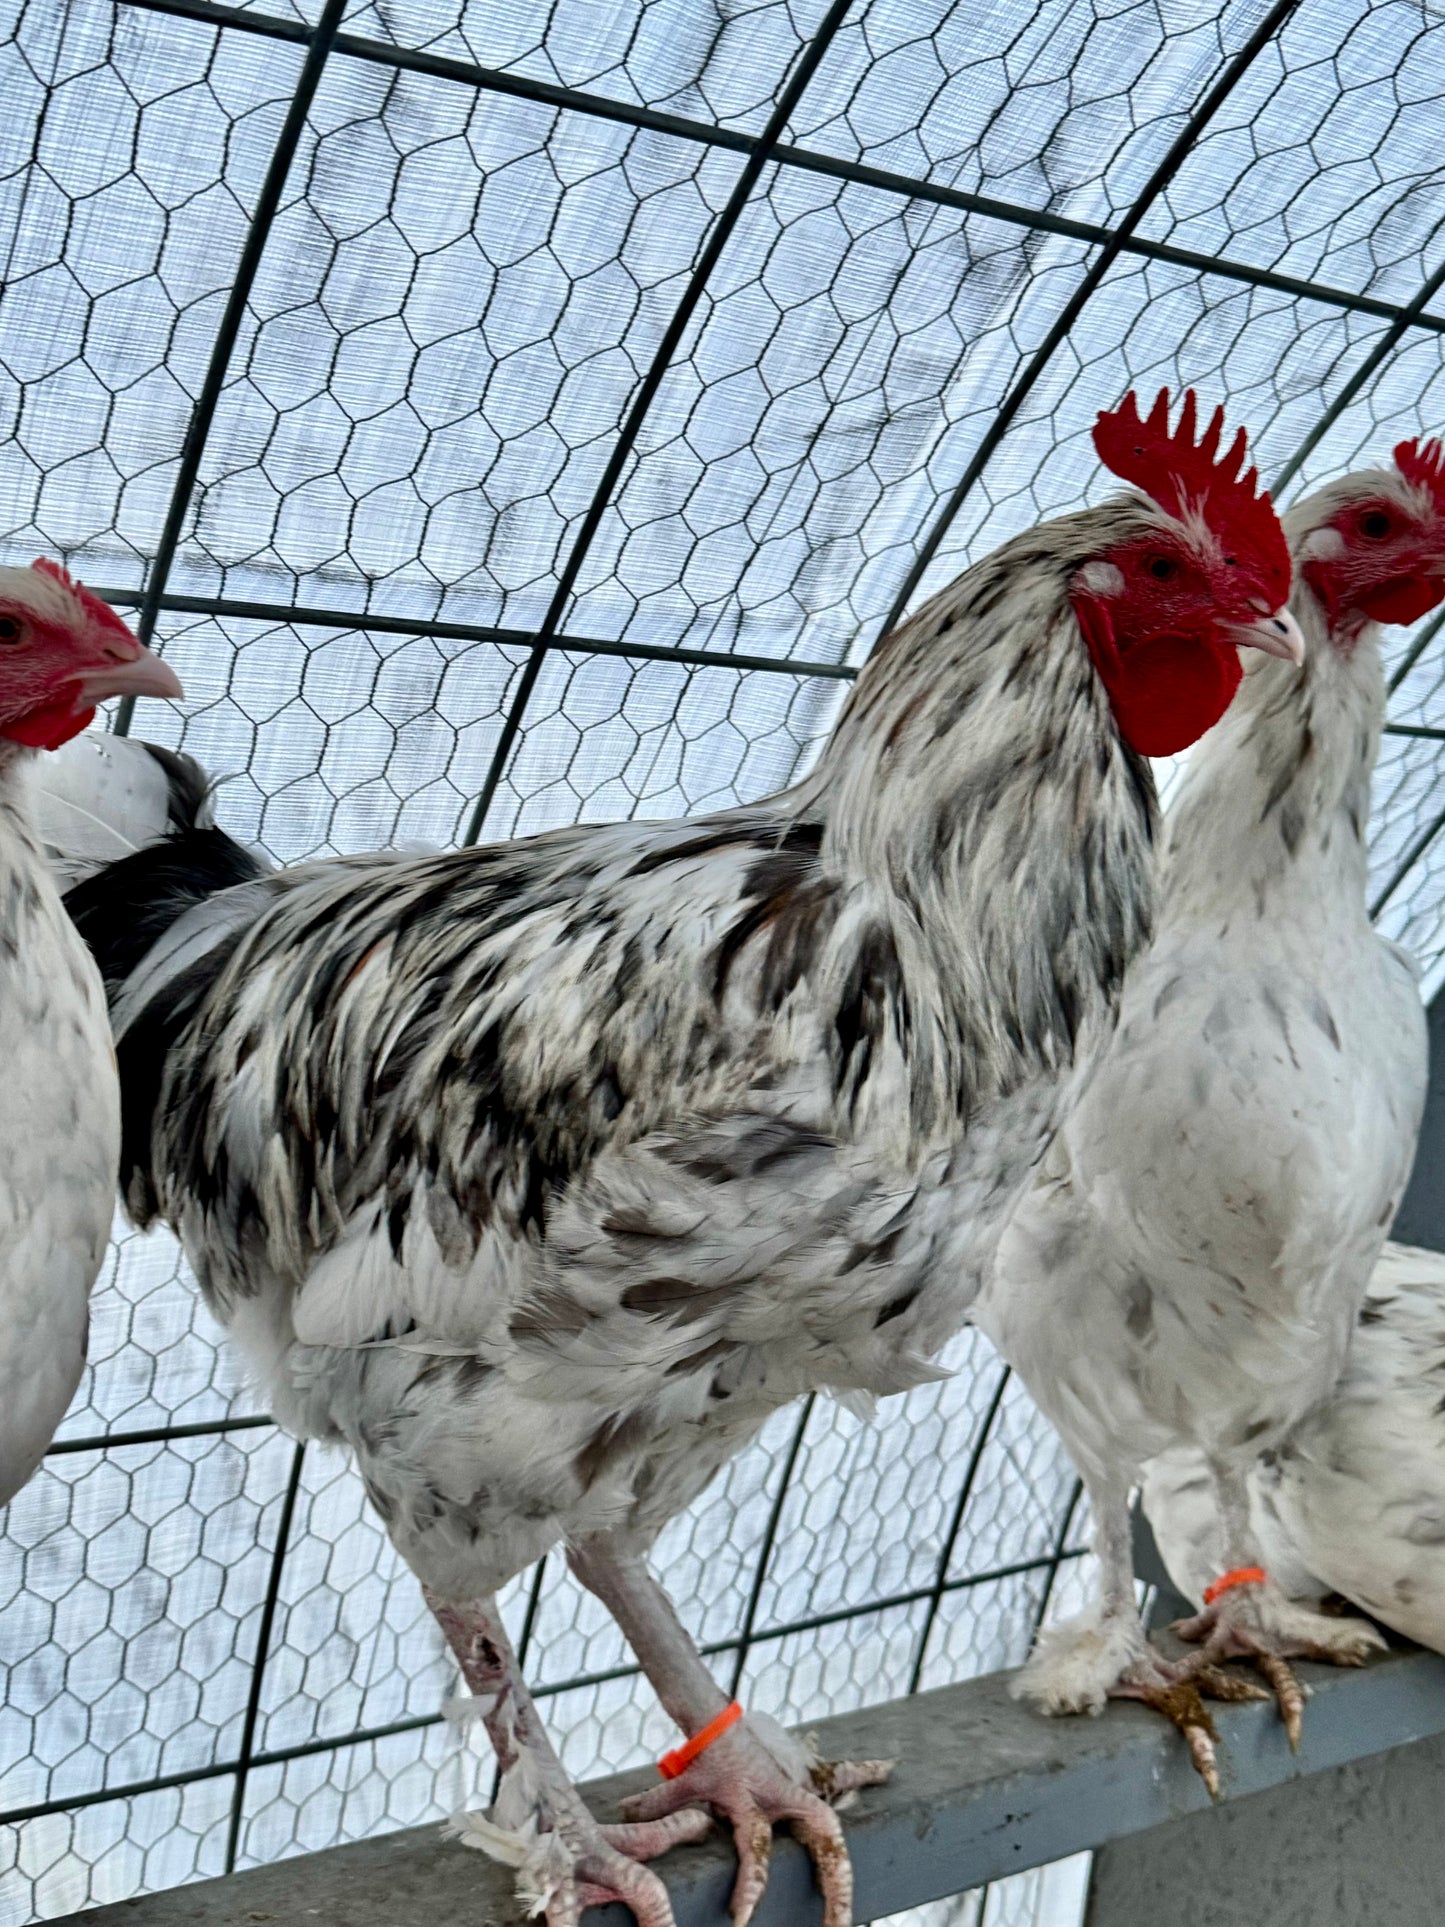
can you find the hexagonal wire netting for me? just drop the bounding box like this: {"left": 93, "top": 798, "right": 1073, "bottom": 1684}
{"left": 1, "top": 0, "right": 1444, "bottom": 1920}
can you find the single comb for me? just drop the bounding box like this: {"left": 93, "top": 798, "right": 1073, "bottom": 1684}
{"left": 1395, "top": 437, "right": 1445, "bottom": 511}
{"left": 1092, "top": 388, "right": 1290, "bottom": 602}
{"left": 29, "top": 556, "right": 137, "bottom": 641}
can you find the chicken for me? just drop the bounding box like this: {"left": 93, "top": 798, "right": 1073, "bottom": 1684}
{"left": 37, "top": 392, "right": 1301, "bottom": 1927}
{"left": 1143, "top": 1240, "right": 1445, "bottom": 1653}
{"left": 0, "top": 560, "right": 180, "bottom": 1505}
{"left": 973, "top": 440, "right": 1445, "bottom": 1791}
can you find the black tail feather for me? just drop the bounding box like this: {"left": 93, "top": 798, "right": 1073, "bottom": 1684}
{"left": 63, "top": 739, "right": 268, "bottom": 996}
{"left": 60, "top": 744, "right": 271, "bottom": 1221}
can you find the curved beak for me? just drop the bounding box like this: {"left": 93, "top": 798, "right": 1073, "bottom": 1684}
{"left": 1227, "top": 607, "right": 1306, "bottom": 666}
{"left": 76, "top": 645, "right": 183, "bottom": 706}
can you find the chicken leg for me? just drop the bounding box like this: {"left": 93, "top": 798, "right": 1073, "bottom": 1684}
{"left": 1171, "top": 1464, "right": 1384, "bottom": 1750}
{"left": 426, "top": 1587, "right": 711, "bottom": 1927}
{"left": 1013, "top": 1473, "right": 1268, "bottom": 1796}
{"left": 567, "top": 1534, "right": 892, "bottom": 1927}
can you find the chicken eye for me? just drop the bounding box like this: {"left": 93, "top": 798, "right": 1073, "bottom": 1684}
{"left": 1146, "top": 555, "right": 1179, "bottom": 582}
{"left": 1359, "top": 509, "right": 1393, "bottom": 540}
{"left": 0, "top": 616, "right": 23, "bottom": 644}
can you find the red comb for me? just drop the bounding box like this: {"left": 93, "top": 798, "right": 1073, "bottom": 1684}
{"left": 1093, "top": 388, "right": 1290, "bottom": 599}
{"left": 1395, "top": 437, "right": 1445, "bottom": 511}
{"left": 29, "top": 557, "right": 137, "bottom": 640}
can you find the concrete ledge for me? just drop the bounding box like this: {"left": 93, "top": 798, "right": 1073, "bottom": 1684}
{"left": 58, "top": 1642, "right": 1445, "bottom": 1926}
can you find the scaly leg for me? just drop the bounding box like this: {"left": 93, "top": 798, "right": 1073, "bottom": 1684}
{"left": 1013, "top": 1473, "right": 1265, "bottom": 1795}
{"left": 568, "top": 1535, "right": 892, "bottom": 1927}
{"left": 1172, "top": 1463, "right": 1384, "bottom": 1750}
{"left": 426, "top": 1587, "right": 711, "bottom": 1927}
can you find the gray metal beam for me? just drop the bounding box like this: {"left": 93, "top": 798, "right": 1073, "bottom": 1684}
{"left": 1086, "top": 1728, "right": 1445, "bottom": 1927}
{"left": 1386, "top": 985, "right": 1445, "bottom": 1253}
{"left": 54, "top": 1642, "right": 1445, "bottom": 1927}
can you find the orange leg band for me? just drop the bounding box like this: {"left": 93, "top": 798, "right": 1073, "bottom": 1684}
{"left": 1202, "top": 1565, "right": 1267, "bottom": 1605}
{"left": 658, "top": 1700, "right": 744, "bottom": 1780}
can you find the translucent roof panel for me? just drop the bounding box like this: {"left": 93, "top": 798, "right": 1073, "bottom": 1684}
{"left": 1, "top": 0, "right": 1444, "bottom": 1919}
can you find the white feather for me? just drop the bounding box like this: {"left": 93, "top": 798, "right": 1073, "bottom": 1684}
{"left": 977, "top": 476, "right": 1432, "bottom": 1700}
{"left": 24, "top": 731, "right": 180, "bottom": 889}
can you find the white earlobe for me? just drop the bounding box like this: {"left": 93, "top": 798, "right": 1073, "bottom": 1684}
{"left": 1299, "top": 525, "right": 1345, "bottom": 562}
{"left": 1077, "top": 560, "right": 1125, "bottom": 598}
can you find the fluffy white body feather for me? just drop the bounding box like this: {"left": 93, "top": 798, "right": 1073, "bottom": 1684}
{"left": 1145, "top": 1240, "right": 1445, "bottom": 1651}
{"left": 975, "top": 481, "right": 1429, "bottom": 1717}
{"left": 0, "top": 746, "right": 119, "bottom": 1503}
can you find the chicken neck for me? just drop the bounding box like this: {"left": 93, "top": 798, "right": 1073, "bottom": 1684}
{"left": 1160, "top": 588, "right": 1382, "bottom": 929}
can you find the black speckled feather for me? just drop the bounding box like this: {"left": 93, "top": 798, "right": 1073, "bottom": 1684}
{"left": 44, "top": 498, "right": 1170, "bottom": 1596}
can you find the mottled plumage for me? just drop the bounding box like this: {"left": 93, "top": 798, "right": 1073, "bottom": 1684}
{"left": 65, "top": 515, "right": 1176, "bottom": 1577}
{"left": 42, "top": 400, "right": 1300, "bottom": 1927}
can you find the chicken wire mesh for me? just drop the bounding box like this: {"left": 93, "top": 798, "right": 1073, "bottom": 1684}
{"left": 2, "top": 0, "right": 1445, "bottom": 1919}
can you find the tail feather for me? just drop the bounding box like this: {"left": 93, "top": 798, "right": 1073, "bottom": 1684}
{"left": 25, "top": 731, "right": 209, "bottom": 890}
{"left": 56, "top": 735, "right": 270, "bottom": 998}
{"left": 42, "top": 732, "right": 273, "bottom": 1221}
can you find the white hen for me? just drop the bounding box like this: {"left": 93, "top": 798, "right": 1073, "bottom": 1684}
{"left": 0, "top": 562, "right": 180, "bottom": 1503}
{"left": 974, "top": 443, "right": 1445, "bottom": 1787}
{"left": 1144, "top": 1239, "right": 1445, "bottom": 1654}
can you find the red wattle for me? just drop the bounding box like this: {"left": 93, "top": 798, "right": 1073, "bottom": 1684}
{"left": 1073, "top": 595, "right": 1243, "bottom": 758}
{"left": 1, "top": 699, "right": 95, "bottom": 751}
{"left": 1358, "top": 576, "right": 1445, "bottom": 626}
{"left": 1104, "top": 634, "right": 1242, "bottom": 758}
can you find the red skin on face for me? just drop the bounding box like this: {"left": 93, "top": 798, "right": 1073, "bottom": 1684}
{"left": 0, "top": 601, "right": 105, "bottom": 750}
{"left": 0, "top": 560, "right": 176, "bottom": 751}
{"left": 1083, "top": 391, "right": 1294, "bottom": 757}
{"left": 1073, "top": 591, "right": 1242, "bottom": 758}
{"left": 1071, "top": 529, "right": 1270, "bottom": 758}
{"left": 3, "top": 697, "right": 98, "bottom": 751}
{"left": 1303, "top": 495, "right": 1445, "bottom": 640}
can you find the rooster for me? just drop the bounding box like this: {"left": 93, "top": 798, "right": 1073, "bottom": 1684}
{"left": 37, "top": 393, "right": 1300, "bottom": 1927}
{"left": 974, "top": 441, "right": 1445, "bottom": 1792}
{"left": 1143, "top": 1240, "right": 1445, "bottom": 1654}
{"left": 0, "top": 561, "right": 180, "bottom": 1505}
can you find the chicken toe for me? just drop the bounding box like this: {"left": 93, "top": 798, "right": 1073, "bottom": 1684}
{"left": 1173, "top": 1574, "right": 1384, "bottom": 1749}
{"left": 619, "top": 1712, "right": 891, "bottom": 1927}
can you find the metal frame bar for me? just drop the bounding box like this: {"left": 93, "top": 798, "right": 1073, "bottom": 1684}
{"left": 44, "top": 1412, "right": 273, "bottom": 1455}
{"left": 457, "top": 0, "right": 857, "bottom": 844}
{"left": 906, "top": 1367, "right": 1013, "bottom": 1696}
{"left": 876, "top": 0, "right": 1303, "bottom": 643}
{"left": 115, "top": 0, "right": 1445, "bottom": 339}
{"left": 93, "top": 588, "right": 861, "bottom": 682}
{"left": 114, "top": 0, "right": 347, "bottom": 733}
{"left": 0, "top": 1542, "right": 1085, "bottom": 1830}
{"left": 223, "top": 1440, "right": 307, "bottom": 1872}
{"left": 1389, "top": 608, "right": 1445, "bottom": 696}
{"left": 727, "top": 1396, "right": 816, "bottom": 1700}
{"left": 1271, "top": 249, "right": 1445, "bottom": 497}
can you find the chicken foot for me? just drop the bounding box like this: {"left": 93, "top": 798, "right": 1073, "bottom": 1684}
{"left": 1171, "top": 1465, "right": 1384, "bottom": 1752}
{"left": 1012, "top": 1478, "right": 1265, "bottom": 1795}
{"left": 426, "top": 1587, "right": 711, "bottom": 1927}
{"left": 568, "top": 1534, "right": 892, "bottom": 1927}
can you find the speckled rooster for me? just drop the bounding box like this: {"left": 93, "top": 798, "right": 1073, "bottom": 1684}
{"left": 35, "top": 393, "right": 1300, "bottom": 1927}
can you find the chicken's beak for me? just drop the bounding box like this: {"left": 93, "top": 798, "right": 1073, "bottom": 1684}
{"left": 76, "top": 645, "right": 183, "bottom": 706}
{"left": 1227, "top": 607, "right": 1306, "bottom": 665}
